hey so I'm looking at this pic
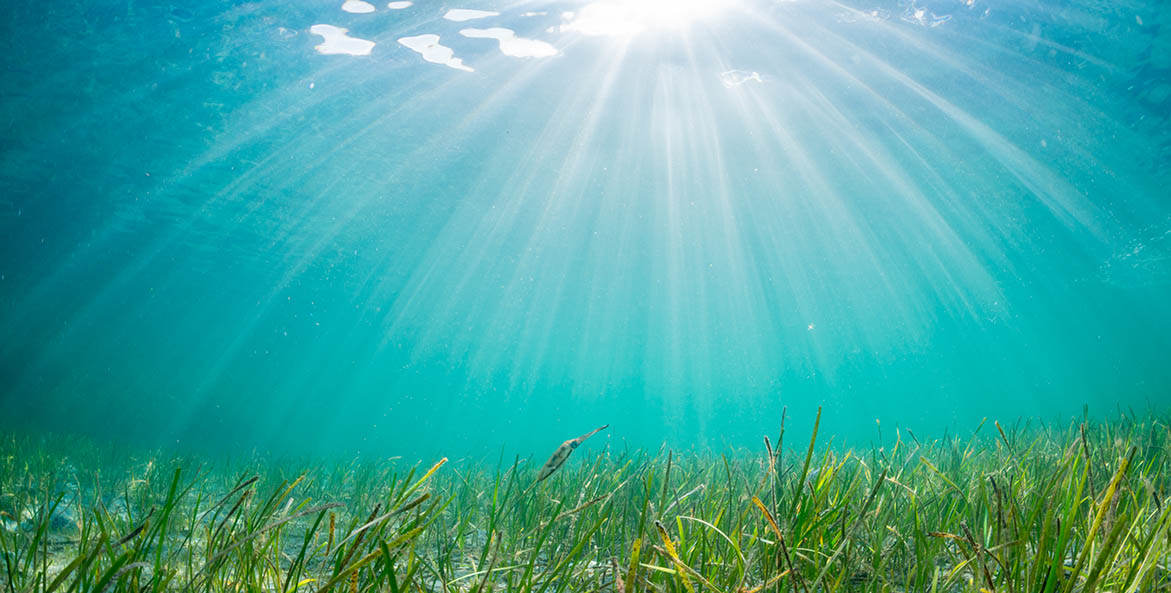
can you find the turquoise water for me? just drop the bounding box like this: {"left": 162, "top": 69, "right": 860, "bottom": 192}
{"left": 0, "top": 0, "right": 1168, "bottom": 459}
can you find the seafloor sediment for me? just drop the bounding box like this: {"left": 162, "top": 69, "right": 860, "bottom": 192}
{"left": 2, "top": 411, "right": 1168, "bottom": 592}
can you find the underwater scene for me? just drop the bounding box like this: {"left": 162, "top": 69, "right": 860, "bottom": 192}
{"left": 2, "top": 0, "right": 1171, "bottom": 590}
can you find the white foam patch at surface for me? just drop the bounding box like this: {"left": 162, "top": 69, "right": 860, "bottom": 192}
{"left": 397, "top": 34, "right": 474, "bottom": 71}
{"left": 387, "top": 1, "right": 412, "bottom": 8}
{"left": 341, "top": 0, "right": 376, "bottom": 13}
{"left": 444, "top": 9, "right": 499, "bottom": 21}
{"left": 459, "top": 27, "right": 558, "bottom": 58}
{"left": 310, "top": 24, "right": 376, "bottom": 55}
{"left": 720, "top": 70, "right": 762, "bottom": 87}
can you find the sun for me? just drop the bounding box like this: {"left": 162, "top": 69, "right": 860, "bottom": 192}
{"left": 560, "top": 0, "right": 730, "bottom": 36}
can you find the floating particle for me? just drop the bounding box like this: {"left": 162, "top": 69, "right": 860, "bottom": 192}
{"left": 720, "top": 69, "right": 762, "bottom": 87}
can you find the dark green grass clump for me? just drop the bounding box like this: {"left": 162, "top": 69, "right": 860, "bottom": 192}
{"left": 2, "top": 409, "right": 1170, "bottom": 593}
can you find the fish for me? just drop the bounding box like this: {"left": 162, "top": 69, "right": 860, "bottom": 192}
{"left": 535, "top": 424, "right": 609, "bottom": 483}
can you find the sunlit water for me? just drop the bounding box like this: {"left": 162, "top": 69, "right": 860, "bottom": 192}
{"left": 0, "top": 0, "right": 1168, "bottom": 459}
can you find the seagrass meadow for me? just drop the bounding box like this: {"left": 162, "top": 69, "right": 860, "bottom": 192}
{"left": 3, "top": 409, "right": 1170, "bottom": 593}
